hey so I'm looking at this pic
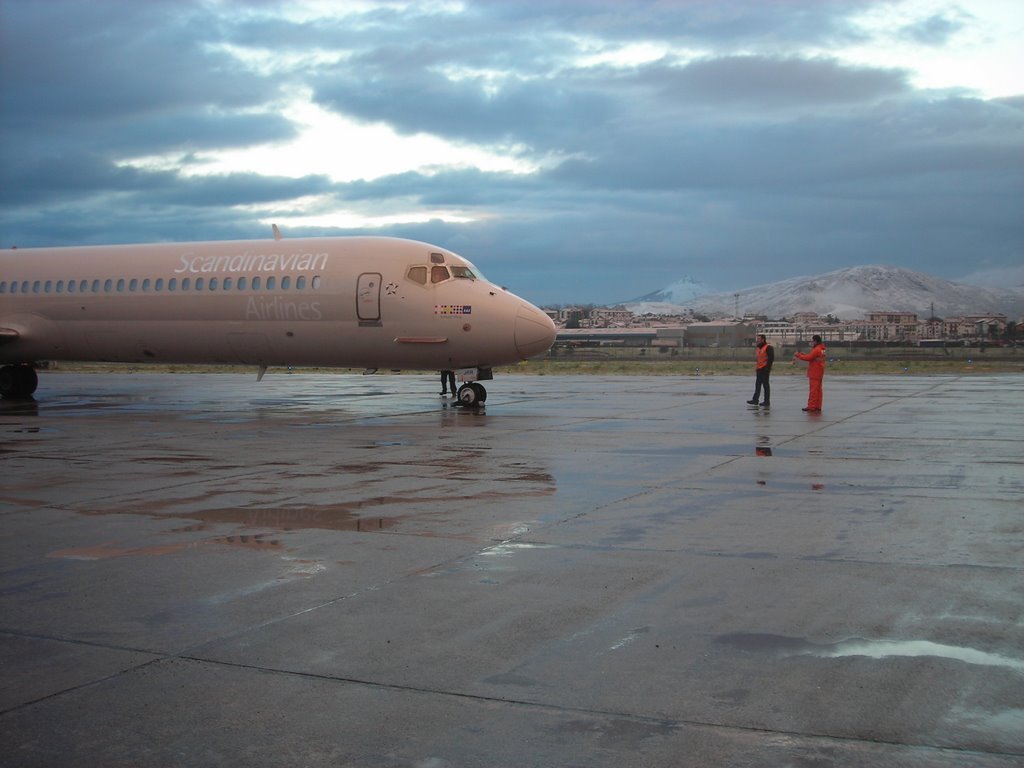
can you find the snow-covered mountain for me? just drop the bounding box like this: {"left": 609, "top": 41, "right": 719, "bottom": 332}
{"left": 623, "top": 276, "right": 710, "bottom": 315}
{"left": 624, "top": 265, "right": 1024, "bottom": 320}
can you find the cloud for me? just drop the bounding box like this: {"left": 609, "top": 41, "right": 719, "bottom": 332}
{"left": 1, "top": 0, "right": 1021, "bottom": 305}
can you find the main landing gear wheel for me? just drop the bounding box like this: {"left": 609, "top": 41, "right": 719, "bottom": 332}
{"left": 456, "top": 382, "right": 487, "bottom": 407}
{"left": 0, "top": 365, "right": 39, "bottom": 399}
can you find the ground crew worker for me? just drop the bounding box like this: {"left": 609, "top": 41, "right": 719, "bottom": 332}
{"left": 794, "top": 334, "right": 826, "bottom": 412}
{"left": 440, "top": 370, "right": 456, "bottom": 396}
{"left": 747, "top": 334, "right": 773, "bottom": 407}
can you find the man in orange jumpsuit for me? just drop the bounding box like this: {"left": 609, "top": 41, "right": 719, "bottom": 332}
{"left": 794, "top": 334, "right": 826, "bottom": 412}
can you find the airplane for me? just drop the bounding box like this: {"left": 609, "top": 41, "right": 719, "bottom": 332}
{"left": 0, "top": 229, "right": 557, "bottom": 404}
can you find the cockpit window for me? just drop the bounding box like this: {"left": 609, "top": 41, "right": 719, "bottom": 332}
{"left": 407, "top": 265, "right": 427, "bottom": 285}
{"left": 431, "top": 265, "right": 450, "bottom": 283}
{"left": 450, "top": 266, "right": 476, "bottom": 280}
{"left": 430, "top": 252, "right": 445, "bottom": 264}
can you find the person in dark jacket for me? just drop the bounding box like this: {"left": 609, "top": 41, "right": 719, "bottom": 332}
{"left": 747, "top": 334, "right": 774, "bottom": 408}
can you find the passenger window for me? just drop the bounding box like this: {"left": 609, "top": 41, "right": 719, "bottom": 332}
{"left": 195, "top": 278, "right": 204, "bottom": 290}
{"left": 266, "top": 276, "right": 276, "bottom": 290}
{"left": 0, "top": 281, "right": 7, "bottom": 293}
{"left": 223, "top": 277, "right": 232, "bottom": 290}
{"left": 282, "top": 276, "right": 291, "bottom": 289}
{"left": 252, "top": 276, "right": 261, "bottom": 290}
{"left": 431, "top": 265, "right": 450, "bottom": 284}
{"left": 155, "top": 278, "right": 163, "bottom": 291}
{"left": 80, "top": 280, "right": 88, "bottom": 292}
{"left": 181, "top": 278, "right": 190, "bottom": 291}
{"left": 92, "top": 280, "right": 100, "bottom": 292}
{"left": 104, "top": 279, "right": 113, "bottom": 292}
{"left": 129, "top": 279, "right": 138, "bottom": 292}
{"left": 407, "top": 266, "right": 427, "bottom": 285}
{"left": 168, "top": 278, "right": 176, "bottom": 291}
{"left": 116, "top": 279, "right": 125, "bottom": 292}
{"left": 62, "top": 281, "right": 70, "bottom": 293}
{"left": 237, "top": 276, "right": 247, "bottom": 290}
{"left": 143, "top": 278, "right": 151, "bottom": 292}
{"left": 209, "top": 278, "right": 218, "bottom": 290}
{"left": 296, "top": 275, "right": 306, "bottom": 289}
{"left": 312, "top": 275, "right": 321, "bottom": 289}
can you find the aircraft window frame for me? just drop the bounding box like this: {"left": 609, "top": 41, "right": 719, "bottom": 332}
{"left": 79, "top": 280, "right": 88, "bottom": 293}
{"left": 34, "top": 281, "right": 42, "bottom": 293}
{"left": 281, "top": 276, "right": 291, "bottom": 289}
{"left": 223, "top": 277, "right": 232, "bottom": 290}
{"left": 430, "top": 252, "right": 445, "bottom": 264}
{"left": 92, "top": 280, "right": 100, "bottom": 292}
{"left": 296, "top": 275, "right": 306, "bottom": 290}
{"left": 407, "top": 265, "right": 427, "bottom": 285}
{"left": 0, "top": 281, "right": 7, "bottom": 293}
{"left": 67, "top": 281, "right": 75, "bottom": 294}
{"left": 312, "top": 275, "right": 321, "bottom": 289}
{"left": 450, "top": 266, "right": 476, "bottom": 280}
{"left": 142, "top": 278, "right": 151, "bottom": 292}
{"left": 116, "top": 279, "right": 125, "bottom": 292}
{"left": 168, "top": 278, "right": 176, "bottom": 291}
{"left": 129, "top": 278, "right": 138, "bottom": 292}
{"left": 154, "top": 278, "right": 163, "bottom": 292}
{"left": 237, "top": 276, "right": 247, "bottom": 290}
{"left": 181, "top": 277, "right": 191, "bottom": 291}
{"left": 56, "top": 280, "right": 65, "bottom": 293}
{"left": 252, "top": 276, "right": 261, "bottom": 290}
{"left": 209, "top": 277, "right": 218, "bottom": 291}
{"left": 431, "top": 265, "right": 450, "bottom": 284}
{"left": 195, "top": 277, "right": 204, "bottom": 290}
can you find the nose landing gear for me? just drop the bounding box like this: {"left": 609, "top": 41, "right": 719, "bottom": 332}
{"left": 455, "top": 381, "right": 487, "bottom": 407}
{"left": 0, "top": 364, "right": 39, "bottom": 399}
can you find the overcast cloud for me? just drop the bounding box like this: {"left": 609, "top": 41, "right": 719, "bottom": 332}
{"left": 1, "top": 0, "right": 1021, "bottom": 304}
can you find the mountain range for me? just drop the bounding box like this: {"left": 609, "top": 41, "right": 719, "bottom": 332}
{"left": 624, "top": 265, "right": 1024, "bottom": 320}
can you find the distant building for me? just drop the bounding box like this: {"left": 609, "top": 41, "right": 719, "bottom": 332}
{"left": 685, "top": 320, "right": 757, "bottom": 348}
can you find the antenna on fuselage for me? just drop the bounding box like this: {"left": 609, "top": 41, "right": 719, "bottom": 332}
{"left": 272, "top": 223, "right": 282, "bottom": 241}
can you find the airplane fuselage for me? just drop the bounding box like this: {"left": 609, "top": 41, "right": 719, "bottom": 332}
{"left": 0, "top": 236, "right": 556, "bottom": 399}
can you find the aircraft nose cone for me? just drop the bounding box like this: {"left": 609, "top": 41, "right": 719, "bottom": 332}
{"left": 514, "top": 305, "right": 556, "bottom": 359}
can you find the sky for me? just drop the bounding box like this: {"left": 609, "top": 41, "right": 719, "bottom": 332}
{"left": 1, "top": 0, "right": 1022, "bottom": 306}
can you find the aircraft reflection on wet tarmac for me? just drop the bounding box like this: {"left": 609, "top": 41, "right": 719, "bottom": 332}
{"left": 1, "top": 372, "right": 1023, "bottom": 767}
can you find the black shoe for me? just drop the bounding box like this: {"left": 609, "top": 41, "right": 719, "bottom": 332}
{"left": 760, "top": 403, "right": 770, "bottom": 408}
{"left": 802, "top": 407, "right": 811, "bottom": 411}
{"left": 746, "top": 399, "right": 758, "bottom": 405}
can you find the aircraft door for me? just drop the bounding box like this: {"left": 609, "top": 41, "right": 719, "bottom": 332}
{"left": 357, "top": 272, "right": 382, "bottom": 326}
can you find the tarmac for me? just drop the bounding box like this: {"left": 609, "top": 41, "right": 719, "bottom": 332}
{"left": 1, "top": 371, "right": 1022, "bottom": 767}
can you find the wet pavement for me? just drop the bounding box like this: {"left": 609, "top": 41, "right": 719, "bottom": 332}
{"left": 1, "top": 371, "right": 1022, "bottom": 767}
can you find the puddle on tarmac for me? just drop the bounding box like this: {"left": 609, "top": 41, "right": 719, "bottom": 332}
{"left": 715, "top": 632, "right": 1024, "bottom": 672}
{"left": 47, "top": 533, "right": 284, "bottom": 560}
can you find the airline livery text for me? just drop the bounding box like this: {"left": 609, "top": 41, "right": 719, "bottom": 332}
{"left": 176, "top": 250, "right": 329, "bottom": 275}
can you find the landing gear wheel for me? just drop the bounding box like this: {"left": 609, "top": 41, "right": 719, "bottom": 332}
{"left": 456, "top": 382, "right": 487, "bottom": 407}
{"left": 0, "top": 365, "right": 38, "bottom": 399}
